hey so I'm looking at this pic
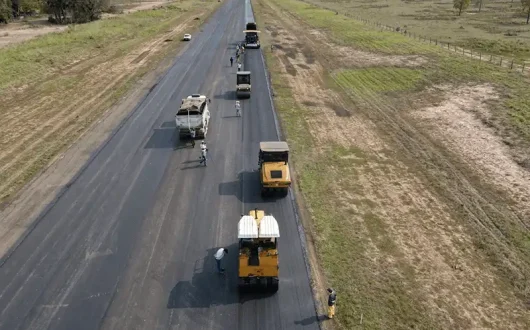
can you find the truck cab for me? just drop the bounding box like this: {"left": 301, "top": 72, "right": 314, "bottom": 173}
{"left": 175, "top": 94, "right": 210, "bottom": 138}
{"left": 236, "top": 71, "right": 251, "bottom": 99}
{"left": 258, "top": 141, "right": 291, "bottom": 197}
{"left": 243, "top": 22, "right": 260, "bottom": 49}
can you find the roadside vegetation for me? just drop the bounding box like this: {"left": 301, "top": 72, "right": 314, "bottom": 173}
{"left": 0, "top": 0, "right": 218, "bottom": 205}
{"left": 301, "top": 0, "right": 530, "bottom": 61}
{"left": 253, "top": 0, "right": 530, "bottom": 328}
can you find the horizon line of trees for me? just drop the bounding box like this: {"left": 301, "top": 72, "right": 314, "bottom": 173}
{"left": 1, "top": 0, "right": 111, "bottom": 24}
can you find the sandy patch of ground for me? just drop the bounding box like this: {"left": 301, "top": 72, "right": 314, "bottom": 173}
{"left": 0, "top": 12, "right": 202, "bottom": 257}
{"left": 256, "top": 0, "right": 530, "bottom": 328}
{"left": 307, "top": 29, "right": 428, "bottom": 68}
{"left": 412, "top": 84, "right": 530, "bottom": 222}
{"left": 0, "top": 1, "right": 171, "bottom": 49}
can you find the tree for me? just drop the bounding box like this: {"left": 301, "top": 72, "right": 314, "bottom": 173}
{"left": 454, "top": 0, "right": 471, "bottom": 15}
{"left": 475, "top": 0, "right": 484, "bottom": 12}
{"left": 19, "top": 0, "right": 42, "bottom": 14}
{"left": 0, "top": 0, "right": 12, "bottom": 22}
{"left": 43, "top": 0, "right": 103, "bottom": 24}
{"left": 523, "top": 0, "right": 530, "bottom": 24}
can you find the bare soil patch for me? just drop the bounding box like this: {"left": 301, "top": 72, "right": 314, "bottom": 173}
{"left": 412, "top": 84, "right": 530, "bottom": 221}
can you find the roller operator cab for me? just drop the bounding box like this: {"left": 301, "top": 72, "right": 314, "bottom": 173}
{"left": 236, "top": 71, "right": 251, "bottom": 99}
{"left": 238, "top": 209, "right": 280, "bottom": 292}
{"left": 258, "top": 141, "right": 291, "bottom": 197}
{"left": 243, "top": 22, "right": 260, "bottom": 48}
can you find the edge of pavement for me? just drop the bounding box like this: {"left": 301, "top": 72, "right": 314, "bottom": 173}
{"left": 247, "top": 0, "right": 323, "bottom": 326}
{"left": 0, "top": 4, "right": 221, "bottom": 267}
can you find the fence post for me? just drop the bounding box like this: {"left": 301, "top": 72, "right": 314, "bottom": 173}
{"left": 490, "top": 55, "right": 493, "bottom": 62}
{"left": 523, "top": 63, "right": 526, "bottom": 73}
{"left": 500, "top": 58, "right": 503, "bottom": 66}
{"left": 479, "top": 53, "right": 481, "bottom": 61}
{"left": 463, "top": 48, "right": 464, "bottom": 55}
{"left": 435, "top": 39, "right": 437, "bottom": 45}
{"left": 510, "top": 60, "right": 514, "bottom": 69}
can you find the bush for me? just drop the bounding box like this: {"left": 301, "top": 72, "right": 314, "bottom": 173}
{"left": 44, "top": 0, "right": 104, "bottom": 24}
{"left": 0, "top": 0, "right": 13, "bottom": 23}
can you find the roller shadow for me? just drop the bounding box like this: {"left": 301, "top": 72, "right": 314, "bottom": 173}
{"left": 144, "top": 121, "right": 178, "bottom": 149}
{"left": 218, "top": 170, "right": 281, "bottom": 204}
{"left": 213, "top": 90, "right": 237, "bottom": 100}
{"left": 167, "top": 246, "right": 239, "bottom": 309}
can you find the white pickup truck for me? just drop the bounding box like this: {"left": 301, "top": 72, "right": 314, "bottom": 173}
{"left": 175, "top": 94, "right": 211, "bottom": 139}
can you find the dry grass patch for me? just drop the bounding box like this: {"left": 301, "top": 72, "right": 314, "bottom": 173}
{"left": 0, "top": 0, "right": 218, "bottom": 205}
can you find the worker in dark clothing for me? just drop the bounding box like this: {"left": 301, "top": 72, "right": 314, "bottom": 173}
{"left": 327, "top": 288, "right": 337, "bottom": 319}
{"left": 230, "top": 56, "right": 234, "bottom": 67}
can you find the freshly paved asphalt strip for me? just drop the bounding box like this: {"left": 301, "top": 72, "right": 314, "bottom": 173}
{"left": 0, "top": 0, "right": 320, "bottom": 329}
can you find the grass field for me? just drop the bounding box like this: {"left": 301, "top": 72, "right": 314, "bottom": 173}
{"left": 0, "top": 0, "right": 218, "bottom": 205}
{"left": 301, "top": 0, "right": 530, "bottom": 61}
{"left": 253, "top": 0, "right": 530, "bottom": 328}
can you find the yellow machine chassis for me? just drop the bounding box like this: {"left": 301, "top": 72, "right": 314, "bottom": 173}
{"left": 238, "top": 209, "right": 279, "bottom": 292}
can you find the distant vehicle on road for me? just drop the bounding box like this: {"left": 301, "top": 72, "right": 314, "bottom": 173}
{"left": 243, "top": 22, "right": 260, "bottom": 48}
{"left": 175, "top": 94, "right": 210, "bottom": 139}
{"left": 183, "top": 34, "right": 192, "bottom": 41}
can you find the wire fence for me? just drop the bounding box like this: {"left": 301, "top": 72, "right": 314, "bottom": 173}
{"left": 309, "top": 4, "right": 530, "bottom": 77}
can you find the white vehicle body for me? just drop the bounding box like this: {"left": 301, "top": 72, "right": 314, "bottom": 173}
{"left": 175, "top": 94, "right": 210, "bottom": 138}
{"left": 183, "top": 34, "right": 192, "bottom": 41}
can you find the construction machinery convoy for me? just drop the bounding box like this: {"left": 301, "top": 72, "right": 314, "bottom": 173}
{"left": 236, "top": 71, "right": 251, "bottom": 98}
{"left": 238, "top": 208, "right": 280, "bottom": 292}
{"left": 258, "top": 141, "right": 291, "bottom": 197}
{"left": 243, "top": 22, "right": 260, "bottom": 48}
{"left": 175, "top": 94, "right": 210, "bottom": 139}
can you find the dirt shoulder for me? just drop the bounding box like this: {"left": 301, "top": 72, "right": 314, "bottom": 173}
{"left": 253, "top": 0, "right": 530, "bottom": 329}
{"left": 0, "top": 1, "right": 219, "bottom": 259}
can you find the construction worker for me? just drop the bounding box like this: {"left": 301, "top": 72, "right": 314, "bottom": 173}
{"left": 230, "top": 56, "right": 234, "bottom": 67}
{"left": 214, "top": 248, "right": 228, "bottom": 273}
{"left": 327, "top": 288, "right": 337, "bottom": 319}
{"left": 235, "top": 101, "right": 241, "bottom": 117}
{"left": 190, "top": 129, "right": 196, "bottom": 148}
{"left": 200, "top": 141, "right": 208, "bottom": 166}
{"left": 237, "top": 63, "right": 242, "bottom": 71}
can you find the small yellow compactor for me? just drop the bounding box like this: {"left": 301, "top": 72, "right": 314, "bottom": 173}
{"left": 238, "top": 209, "right": 280, "bottom": 292}
{"left": 259, "top": 141, "right": 291, "bottom": 197}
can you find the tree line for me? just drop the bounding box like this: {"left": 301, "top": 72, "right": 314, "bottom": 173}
{"left": 0, "top": 0, "right": 109, "bottom": 24}
{"left": 454, "top": 0, "right": 530, "bottom": 24}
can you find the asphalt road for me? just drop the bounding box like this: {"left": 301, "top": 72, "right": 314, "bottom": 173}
{"left": 0, "top": 0, "right": 320, "bottom": 329}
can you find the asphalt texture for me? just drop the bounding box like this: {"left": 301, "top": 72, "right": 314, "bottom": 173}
{"left": 0, "top": 0, "right": 320, "bottom": 329}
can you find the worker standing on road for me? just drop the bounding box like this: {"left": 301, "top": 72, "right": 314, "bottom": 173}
{"left": 230, "top": 56, "right": 234, "bottom": 67}
{"left": 190, "top": 129, "right": 196, "bottom": 148}
{"left": 200, "top": 141, "right": 208, "bottom": 166}
{"left": 327, "top": 288, "right": 337, "bottom": 319}
{"left": 235, "top": 101, "right": 241, "bottom": 117}
{"left": 214, "top": 248, "right": 228, "bottom": 273}
{"left": 238, "top": 63, "right": 242, "bottom": 71}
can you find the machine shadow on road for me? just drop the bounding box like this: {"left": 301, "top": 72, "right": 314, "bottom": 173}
{"left": 218, "top": 170, "right": 281, "bottom": 204}
{"left": 167, "top": 245, "right": 268, "bottom": 309}
{"left": 144, "top": 121, "right": 178, "bottom": 149}
{"left": 214, "top": 90, "right": 237, "bottom": 101}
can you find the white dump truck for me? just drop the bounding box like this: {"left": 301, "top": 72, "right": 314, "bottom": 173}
{"left": 175, "top": 94, "right": 211, "bottom": 139}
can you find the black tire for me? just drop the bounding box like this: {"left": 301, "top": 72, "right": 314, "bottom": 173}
{"left": 269, "top": 278, "right": 279, "bottom": 292}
